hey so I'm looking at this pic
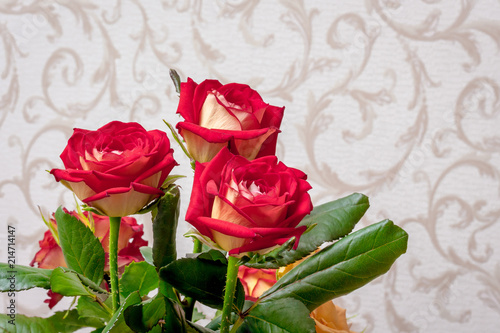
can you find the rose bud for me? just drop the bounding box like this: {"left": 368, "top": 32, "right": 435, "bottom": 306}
{"left": 30, "top": 209, "right": 148, "bottom": 308}
{"left": 176, "top": 78, "right": 284, "bottom": 162}
{"left": 311, "top": 301, "right": 358, "bottom": 333}
{"left": 51, "top": 121, "right": 177, "bottom": 217}
{"left": 238, "top": 266, "right": 277, "bottom": 301}
{"left": 185, "top": 147, "right": 313, "bottom": 256}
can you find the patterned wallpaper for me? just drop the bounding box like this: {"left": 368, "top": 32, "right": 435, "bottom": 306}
{"left": 1, "top": 1, "right": 500, "bottom": 331}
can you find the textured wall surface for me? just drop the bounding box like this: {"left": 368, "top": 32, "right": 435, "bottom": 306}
{"left": 1, "top": 1, "right": 500, "bottom": 332}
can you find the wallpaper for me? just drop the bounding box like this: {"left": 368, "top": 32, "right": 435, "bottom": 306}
{"left": 1, "top": 1, "right": 500, "bottom": 332}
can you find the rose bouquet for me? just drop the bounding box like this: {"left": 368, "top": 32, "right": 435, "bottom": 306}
{"left": 0, "top": 71, "right": 408, "bottom": 333}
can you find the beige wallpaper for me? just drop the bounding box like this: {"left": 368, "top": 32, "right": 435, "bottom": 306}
{"left": 1, "top": 1, "right": 500, "bottom": 332}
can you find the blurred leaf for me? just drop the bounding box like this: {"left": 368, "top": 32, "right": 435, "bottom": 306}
{"left": 101, "top": 291, "right": 142, "bottom": 333}
{"left": 261, "top": 220, "right": 408, "bottom": 311}
{"left": 163, "top": 297, "right": 189, "bottom": 333}
{"left": 159, "top": 251, "right": 245, "bottom": 311}
{"left": 77, "top": 295, "right": 112, "bottom": 324}
{"left": 194, "top": 249, "right": 227, "bottom": 264}
{"left": 164, "top": 120, "right": 193, "bottom": 162}
{"left": 124, "top": 294, "right": 166, "bottom": 332}
{"left": 120, "top": 261, "right": 158, "bottom": 298}
{"left": 191, "top": 307, "right": 206, "bottom": 322}
{"left": 186, "top": 321, "right": 216, "bottom": 333}
{"left": 0, "top": 310, "right": 103, "bottom": 333}
{"left": 55, "top": 207, "right": 105, "bottom": 284}
{"left": 0, "top": 263, "right": 52, "bottom": 292}
{"left": 240, "top": 193, "right": 370, "bottom": 268}
{"left": 139, "top": 246, "right": 154, "bottom": 266}
{"left": 169, "top": 69, "right": 181, "bottom": 94}
{"left": 162, "top": 174, "right": 186, "bottom": 189}
{"left": 153, "top": 185, "right": 180, "bottom": 270}
{"left": 237, "top": 298, "right": 315, "bottom": 333}
{"left": 50, "top": 267, "right": 108, "bottom": 297}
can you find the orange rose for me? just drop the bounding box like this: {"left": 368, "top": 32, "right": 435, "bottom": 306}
{"left": 310, "top": 301, "right": 357, "bottom": 333}
{"left": 237, "top": 266, "right": 277, "bottom": 301}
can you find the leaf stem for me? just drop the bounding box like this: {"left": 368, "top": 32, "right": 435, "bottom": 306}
{"left": 220, "top": 256, "right": 240, "bottom": 333}
{"left": 109, "top": 216, "right": 121, "bottom": 313}
{"left": 95, "top": 295, "right": 113, "bottom": 315}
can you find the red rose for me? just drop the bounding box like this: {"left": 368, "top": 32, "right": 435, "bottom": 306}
{"left": 185, "top": 148, "right": 313, "bottom": 256}
{"left": 238, "top": 266, "right": 277, "bottom": 302}
{"left": 51, "top": 121, "right": 177, "bottom": 217}
{"left": 30, "top": 210, "right": 148, "bottom": 308}
{"left": 176, "top": 78, "right": 284, "bottom": 162}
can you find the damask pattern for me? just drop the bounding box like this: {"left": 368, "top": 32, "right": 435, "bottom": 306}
{"left": 1, "top": 1, "right": 499, "bottom": 331}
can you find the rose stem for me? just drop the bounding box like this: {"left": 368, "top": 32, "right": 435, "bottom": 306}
{"left": 220, "top": 256, "right": 240, "bottom": 333}
{"left": 183, "top": 238, "right": 203, "bottom": 320}
{"left": 109, "top": 216, "right": 121, "bottom": 313}
{"left": 193, "top": 238, "right": 203, "bottom": 253}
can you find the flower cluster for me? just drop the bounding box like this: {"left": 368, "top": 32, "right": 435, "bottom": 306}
{"left": 19, "top": 74, "right": 407, "bottom": 333}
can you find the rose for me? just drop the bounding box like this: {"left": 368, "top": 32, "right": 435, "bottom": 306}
{"left": 310, "top": 302, "right": 358, "bottom": 333}
{"left": 185, "top": 147, "right": 313, "bottom": 255}
{"left": 237, "top": 266, "right": 277, "bottom": 301}
{"left": 30, "top": 209, "right": 148, "bottom": 308}
{"left": 176, "top": 78, "right": 284, "bottom": 162}
{"left": 51, "top": 121, "right": 177, "bottom": 217}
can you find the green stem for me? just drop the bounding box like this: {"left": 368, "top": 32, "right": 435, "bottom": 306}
{"left": 109, "top": 216, "right": 121, "bottom": 313}
{"left": 183, "top": 238, "right": 203, "bottom": 321}
{"left": 193, "top": 238, "right": 203, "bottom": 254}
{"left": 220, "top": 256, "right": 240, "bottom": 333}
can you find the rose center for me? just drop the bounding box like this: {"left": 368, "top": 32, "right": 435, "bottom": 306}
{"left": 91, "top": 147, "right": 125, "bottom": 161}
{"left": 238, "top": 180, "right": 264, "bottom": 201}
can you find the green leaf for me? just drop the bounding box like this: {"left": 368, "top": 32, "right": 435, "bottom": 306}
{"left": 240, "top": 193, "right": 370, "bottom": 268}
{"left": 124, "top": 294, "right": 166, "bottom": 332}
{"left": 0, "top": 309, "right": 103, "bottom": 333}
{"left": 0, "top": 263, "right": 52, "bottom": 292}
{"left": 164, "top": 120, "right": 193, "bottom": 162}
{"left": 163, "top": 297, "right": 189, "bottom": 333}
{"left": 195, "top": 249, "right": 227, "bottom": 264}
{"left": 120, "top": 261, "right": 159, "bottom": 298}
{"left": 162, "top": 174, "right": 186, "bottom": 189}
{"left": 102, "top": 291, "right": 142, "bottom": 333}
{"left": 238, "top": 298, "right": 316, "bottom": 333}
{"left": 50, "top": 267, "right": 108, "bottom": 297}
{"left": 261, "top": 220, "right": 408, "bottom": 311}
{"left": 159, "top": 251, "right": 245, "bottom": 311}
{"left": 152, "top": 185, "right": 180, "bottom": 270}
{"left": 186, "top": 321, "right": 216, "bottom": 333}
{"left": 191, "top": 307, "right": 206, "bottom": 322}
{"left": 77, "top": 295, "right": 113, "bottom": 324}
{"left": 139, "top": 246, "right": 154, "bottom": 266}
{"left": 55, "top": 207, "right": 105, "bottom": 284}
{"left": 169, "top": 69, "right": 181, "bottom": 94}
